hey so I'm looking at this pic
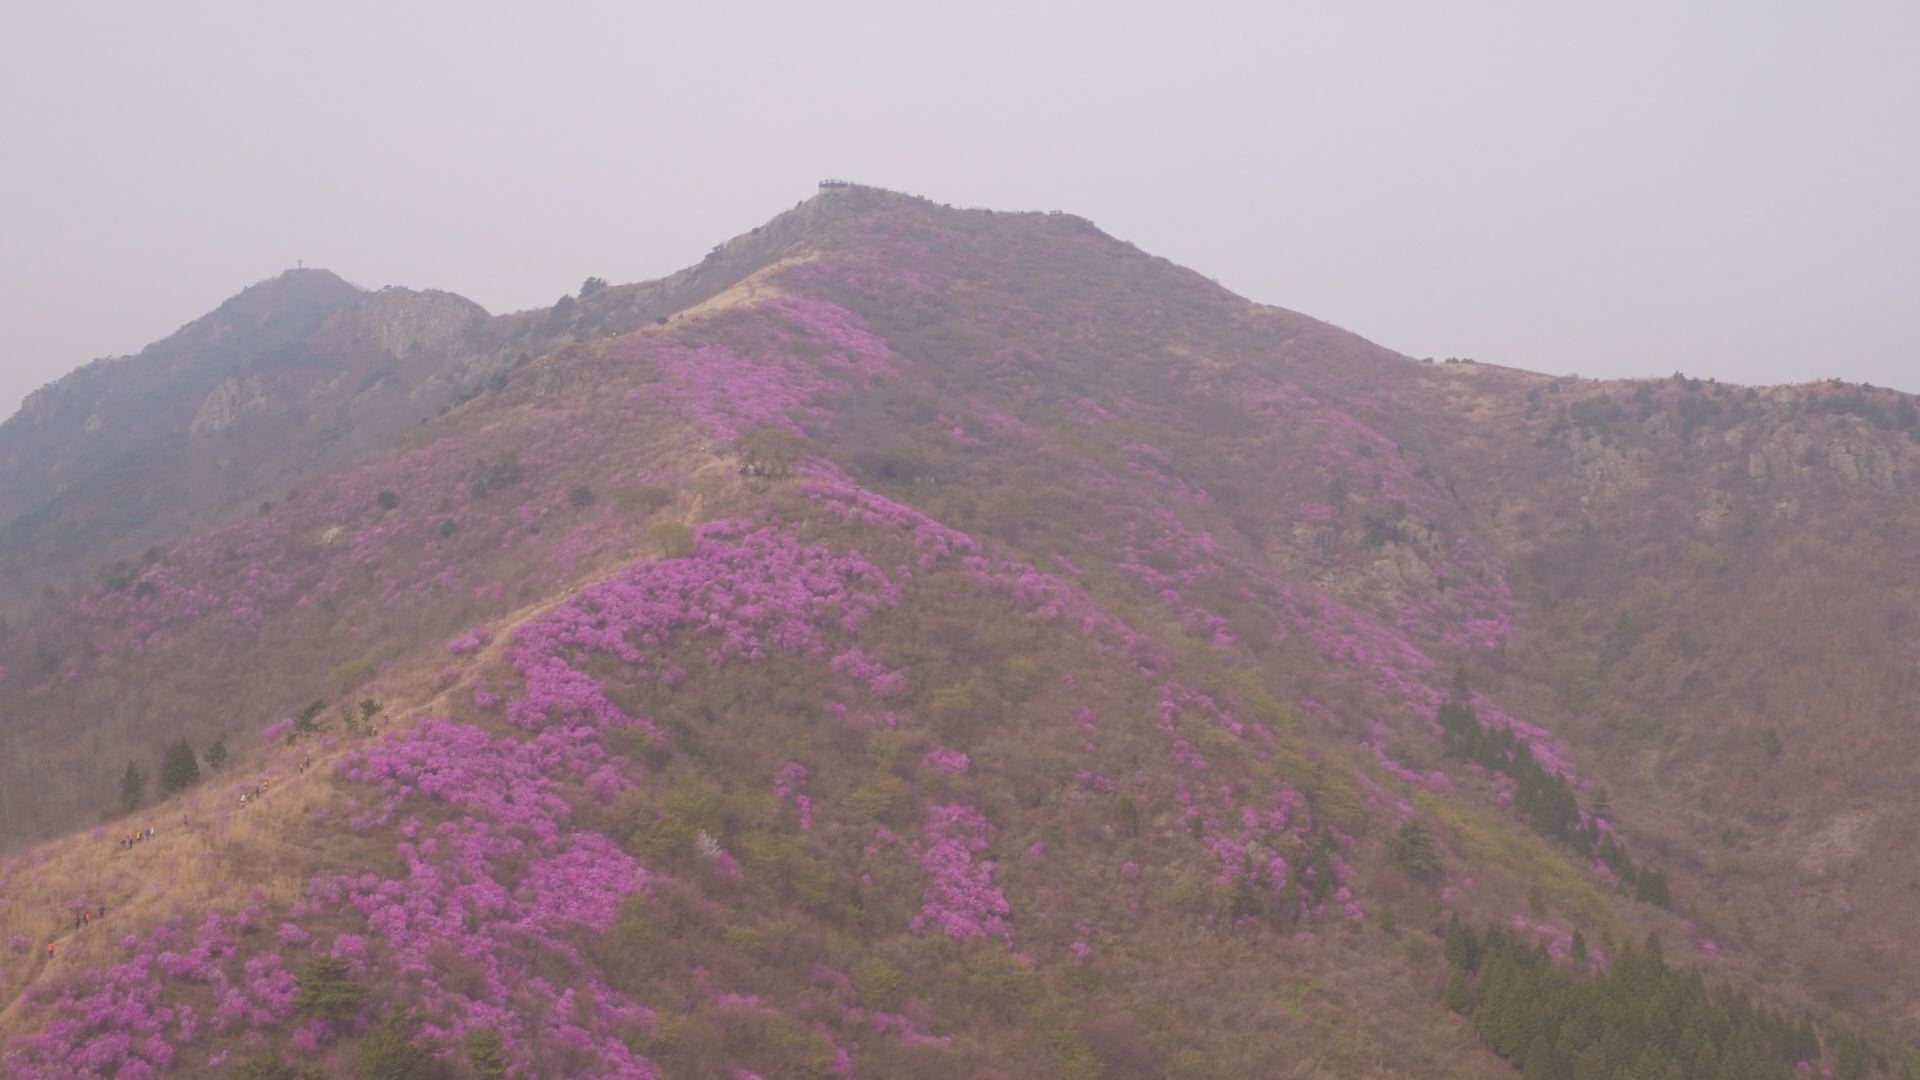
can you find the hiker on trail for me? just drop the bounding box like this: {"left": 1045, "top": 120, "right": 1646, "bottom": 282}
{"left": 98, "top": 904, "right": 106, "bottom": 919}
{"left": 46, "top": 943, "right": 54, "bottom": 959}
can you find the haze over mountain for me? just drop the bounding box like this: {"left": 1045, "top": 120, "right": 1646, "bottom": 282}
{"left": 0, "top": 187, "right": 1916, "bottom": 1078}
{"left": 7, "top": 4, "right": 1920, "bottom": 419}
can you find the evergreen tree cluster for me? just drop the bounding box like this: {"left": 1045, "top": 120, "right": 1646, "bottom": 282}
{"left": 1443, "top": 917, "right": 1910, "bottom": 1080}
{"left": 1438, "top": 702, "right": 1659, "bottom": 906}
{"left": 108, "top": 734, "right": 225, "bottom": 818}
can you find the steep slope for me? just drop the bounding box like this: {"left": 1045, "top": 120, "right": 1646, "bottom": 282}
{"left": 1424, "top": 365, "right": 1920, "bottom": 1025}
{"left": 0, "top": 186, "right": 1914, "bottom": 1078}
{"left": 0, "top": 268, "right": 475, "bottom": 600}
{"left": 0, "top": 192, "right": 879, "bottom": 605}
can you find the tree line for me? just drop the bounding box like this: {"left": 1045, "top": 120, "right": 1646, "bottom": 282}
{"left": 1437, "top": 701, "right": 1670, "bottom": 908}
{"left": 1443, "top": 916, "right": 1910, "bottom": 1080}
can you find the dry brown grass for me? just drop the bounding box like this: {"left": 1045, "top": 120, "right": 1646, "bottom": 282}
{"left": 0, "top": 612, "right": 522, "bottom": 1039}
{"left": 0, "top": 461, "right": 759, "bottom": 1037}
{"left": 0, "top": 750, "right": 323, "bottom": 1032}
{"left": 674, "top": 256, "right": 814, "bottom": 323}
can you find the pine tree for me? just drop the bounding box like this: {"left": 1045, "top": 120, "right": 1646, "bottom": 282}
{"left": 1570, "top": 927, "right": 1588, "bottom": 967}
{"left": 1571, "top": 1043, "right": 1611, "bottom": 1080}
{"left": 1445, "top": 913, "right": 1481, "bottom": 972}
{"left": 116, "top": 760, "right": 147, "bottom": 815}
{"left": 158, "top": 738, "right": 201, "bottom": 796}
{"left": 1635, "top": 867, "right": 1672, "bottom": 908}
{"left": 292, "top": 700, "right": 327, "bottom": 740}
{"left": 1444, "top": 965, "right": 1476, "bottom": 1014}
{"left": 1835, "top": 1034, "right": 1870, "bottom": 1080}
{"left": 204, "top": 737, "right": 227, "bottom": 771}
{"left": 1389, "top": 821, "right": 1444, "bottom": 880}
{"left": 1521, "top": 1035, "right": 1556, "bottom": 1080}
{"left": 1627, "top": 1045, "right": 1667, "bottom": 1080}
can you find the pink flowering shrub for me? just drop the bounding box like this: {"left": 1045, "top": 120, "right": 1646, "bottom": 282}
{"left": 920, "top": 748, "right": 969, "bottom": 775}
{"left": 910, "top": 804, "right": 1011, "bottom": 941}
{"left": 446, "top": 626, "right": 493, "bottom": 656}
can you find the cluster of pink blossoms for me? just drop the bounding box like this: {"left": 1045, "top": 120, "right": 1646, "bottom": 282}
{"left": 910, "top": 804, "right": 1011, "bottom": 942}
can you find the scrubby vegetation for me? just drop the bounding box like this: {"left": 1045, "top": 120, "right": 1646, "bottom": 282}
{"left": 2, "top": 187, "right": 1918, "bottom": 1076}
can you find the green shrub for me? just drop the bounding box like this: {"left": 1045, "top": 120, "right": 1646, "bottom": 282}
{"left": 354, "top": 1015, "right": 448, "bottom": 1079}
{"left": 851, "top": 956, "right": 905, "bottom": 1009}
{"left": 1388, "top": 822, "right": 1443, "bottom": 881}
{"left": 845, "top": 773, "right": 909, "bottom": 821}
{"left": 236, "top": 1055, "right": 325, "bottom": 1080}
{"left": 464, "top": 1029, "right": 507, "bottom": 1080}
{"left": 735, "top": 427, "right": 809, "bottom": 478}
{"left": 295, "top": 956, "right": 368, "bottom": 1021}
{"left": 1027, "top": 1003, "right": 1100, "bottom": 1080}
{"left": 647, "top": 521, "right": 694, "bottom": 558}
{"left": 614, "top": 483, "right": 674, "bottom": 514}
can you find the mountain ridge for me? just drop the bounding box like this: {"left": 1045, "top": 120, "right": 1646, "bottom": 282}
{"left": 0, "top": 186, "right": 1915, "bottom": 1078}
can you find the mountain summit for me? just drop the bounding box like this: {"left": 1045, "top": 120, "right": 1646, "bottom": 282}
{"left": 0, "top": 186, "right": 1915, "bottom": 1078}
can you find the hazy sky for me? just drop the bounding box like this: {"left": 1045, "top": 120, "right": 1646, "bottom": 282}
{"left": 4, "top": 2, "right": 1917, "bottom": 417}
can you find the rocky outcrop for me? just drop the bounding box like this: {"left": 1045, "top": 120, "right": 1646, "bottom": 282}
{"left": 1568, "top": 429, "right": 1643, "bottom": 501}
{"left": 1746, "top": 424, "right": 1900, "bottom": 488}
{"left": 1748, "top": 430, "right": 1814, "bottom": 481}
{"left": 190, "top": 375, "right": 271, "bottom": 435}
{"left": 1371, "top": 540, "right": 1436, "bottom": 588}
{"left": 1825, "top": 434, "right": 1896, "bottom": 488}
{"left": 359, "top": 289, "right": 490, "bottom": 361}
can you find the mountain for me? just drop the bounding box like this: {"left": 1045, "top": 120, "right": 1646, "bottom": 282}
{"left": 0, "top": 185, "right": 1915, "bottom": 1078}
{"left": 0, "top": 195, "right": 868, "bottom": 604}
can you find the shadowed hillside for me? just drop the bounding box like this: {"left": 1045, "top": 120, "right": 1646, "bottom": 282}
{"left": 0, "top": 186, "right": 1914, "bottom": 1078}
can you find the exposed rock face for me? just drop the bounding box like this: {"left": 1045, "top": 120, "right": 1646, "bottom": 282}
{"left": 190, "top": 375, "right": 271, "bottom": 435}
{"left": 1825, "top": 434, "right": 1896, "bottom": 488}
{"left": 1748, "top": 430, "right": 1814, "bottom": 481}
{"left": 360, "top": 289, "right": 490, "bottom": 360}
{"left": 1372, "top": 540, "right": 1436, "bottom": 588}
{"left": 1569, "top": 430, "right": 1639, "bottom": 500}
{"left": 1747, "top": 425, "right": 1900, "bottom": 488}
{"left": 1694, "top": 489, "right": 1734, "bottom": 531}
